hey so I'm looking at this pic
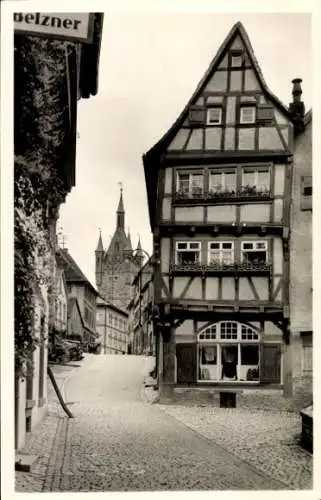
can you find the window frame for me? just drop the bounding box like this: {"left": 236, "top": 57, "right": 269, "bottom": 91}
{"left": 241, "top": 240, "right": 268, "bottom": 264}
{"left": 206, "top": 106, "right": 223, "bottom": 126}
{"left": 175, "top": 241, "right": 201, "bottom": 265}
{"left": 176, "top": 171, "right": 204, "bottom": 196}
{"left": 208, "top": 241, "right": 234, "bottom": 265}
{"left": 197, "top": 321, "right": 261, "bottom": 383}
{"left": 241, "top": 166, "right": 271, "bottom": 192}
{"left": 240, "top": 105, "right": 256, "bottom": 124}
{"left": 209, "top": 169, "right": 237, "bottom": 193}
{"left": 230, "top": 50, "right": 244, "bottom": 68}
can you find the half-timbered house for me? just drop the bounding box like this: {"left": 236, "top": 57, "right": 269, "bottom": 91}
{"left": 143, "top": 22, "right": 307, "bottom": 405}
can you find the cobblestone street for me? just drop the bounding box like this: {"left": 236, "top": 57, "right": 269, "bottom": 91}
{"left": 15, "top": 354, "right": 312, "bottom": 492}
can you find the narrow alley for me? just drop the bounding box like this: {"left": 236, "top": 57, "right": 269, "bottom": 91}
{"left": 15, "top": 355, "right": 312, "bottom": 492}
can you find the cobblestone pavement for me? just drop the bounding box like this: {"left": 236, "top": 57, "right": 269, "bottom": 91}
{"left": 157, "top": 404, "right": 313, "bottom": 490}
{"left": 15, "top": 354, "right": 310, "bottom": 492}
{"left": 15, "top": 356, "right": 90, "bottom": 492}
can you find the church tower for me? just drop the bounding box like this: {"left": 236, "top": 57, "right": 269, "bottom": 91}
{"left": 95, "top": 186, "right": 143, "bottom": 311}
{"left": 95, "top": 229, "right": 104, "bottom": 287}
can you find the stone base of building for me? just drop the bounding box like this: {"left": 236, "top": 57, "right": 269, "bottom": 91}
{"left": 158, "top": 385, "right": 307, "bottom": 411}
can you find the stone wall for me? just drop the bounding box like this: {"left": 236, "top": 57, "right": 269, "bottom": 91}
{"left": 163, "top": 387, "right": 301, "bottom": 411}
{"left": 289, "top": 119, "right": 312, "bottom": 403}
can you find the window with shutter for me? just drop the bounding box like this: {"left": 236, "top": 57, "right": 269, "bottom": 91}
{"left": 257, "top": 104, "right": 274, "bottom": 123}
{"left": 189, "top": 106, "right": 206, "bottom": 126}
{"left": 301, "top": 176, "right": 312, "bottom": 211}
{"left": 260, "top": 344, "right": 281, "bottom": 383}
{"left": 176, "top": 343, "right": 197, "bottom": 384}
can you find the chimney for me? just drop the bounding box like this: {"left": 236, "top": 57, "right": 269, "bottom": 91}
{"left": 289, "top": 78, "right": 305, "bottom": 135}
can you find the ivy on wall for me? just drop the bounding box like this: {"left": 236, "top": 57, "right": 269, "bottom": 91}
{"left": 14, "top": 36, "right": 78, "bottom": 377}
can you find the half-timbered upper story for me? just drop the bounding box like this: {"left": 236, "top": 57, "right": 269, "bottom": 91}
{"left": 143, "top": 22, "right": 304, "bottom": 335}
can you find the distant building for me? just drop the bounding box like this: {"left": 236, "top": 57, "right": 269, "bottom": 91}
{"left": 95, "top": 187, "right": 144, "bottom": 311}
{"left": 96, "top": 296, "right": 129, "bottom": 354}
{"left": 67, "top": 297, "right": 85, "bottom": 341}
{"left": 289, "top": 109, "right": 312, "bottom": 405}
{"left": 57, "top": 248, "right": 99, "bottom": 347}
{"left": 53, "top": 262, "right": 68, "bottom": 334}
{"left": 127, "top": 258, "right": 154, "bottom": 355}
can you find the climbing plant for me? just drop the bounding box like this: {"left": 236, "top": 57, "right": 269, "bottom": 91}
{"left": 14, "top": 36, "right": 77, "bottom": 377}
{"left": 14, "top": 159, "right": 66, "bottom": 378}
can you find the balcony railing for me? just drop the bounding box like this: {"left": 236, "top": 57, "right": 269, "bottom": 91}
{"left": 169, "top": 261, "right": 272, "bottom": 275}
{"left": 173, "top": 186, "right": 271, "bottom": 204}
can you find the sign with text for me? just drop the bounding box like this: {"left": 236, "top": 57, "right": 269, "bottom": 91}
{"left": 14, "top": 13, "right": 94, "bottom": 43}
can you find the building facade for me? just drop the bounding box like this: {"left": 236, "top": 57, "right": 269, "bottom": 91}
{"left": 53, "top": 264, "right": 68, "bottom": 333}
{"left": 289, "top": 110, "right": 312, "bottom": 405}
{"left": 143, "top": 22, "right": 309, "bottom": 406}
{"left": 67, "top": 297, "right": 85, "bottom": 341}
{"left": 96, "top": 296, "right": 129, "bottom": 354}
{"left": 57, "top": 248, "right": 99, "bottom": 346}
{"left": 14, "top": 13, "right": 104, "bottom": 450}
{"left": 128, "top": 259, "right": 155, "bottom": 355}
{"left": 95, "top": 189, "right": 144, "bottom": 311}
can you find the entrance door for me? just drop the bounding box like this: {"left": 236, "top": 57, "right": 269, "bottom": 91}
{"left": 260, "top": 344, "right": 281, "bottom": 383}
{"left": 176, "top": 343, "right": 196, "bottom": 384}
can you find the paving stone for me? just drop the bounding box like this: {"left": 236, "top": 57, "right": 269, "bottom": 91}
{"left": 157, "top": 404, "right": 312, "bottom": 490}
{"left": 15, "top": 355, "right": 312, "bottom": 492}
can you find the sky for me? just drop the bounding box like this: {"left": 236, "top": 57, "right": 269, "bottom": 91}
{"left": 58, "top": 12, "right": 312, "bottom": 287}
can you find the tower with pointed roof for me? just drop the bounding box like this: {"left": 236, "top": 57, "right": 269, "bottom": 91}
{"left": 143, "top": 21, "right": 309, "bottom": 402}
{"left": 95, "top": 187, "right": 143, "bottom": 310}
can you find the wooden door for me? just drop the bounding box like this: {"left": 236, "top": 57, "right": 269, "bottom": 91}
{"left": 260, "top": 344, "right": 281, "bottom": 383}
{"left": 176, "top": 343, "right": 197, "bottom": 384}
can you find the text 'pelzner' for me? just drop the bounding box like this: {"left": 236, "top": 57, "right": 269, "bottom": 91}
{"left": 14, "top": 13, "right": 82, "bottom": 31}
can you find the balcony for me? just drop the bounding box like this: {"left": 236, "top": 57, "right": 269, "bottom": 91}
{"left": 169, "top": 261, "right": 272, "bottom": 276}
{"left": 173, "top": 186, "right": 272, "bottom": 205}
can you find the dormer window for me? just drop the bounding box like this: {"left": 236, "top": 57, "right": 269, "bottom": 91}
{"left": 207, "top": 107, "right": 222, "bottom": 125}
{"left": 240, "top": 105, "right": 256, "bottom": 124}
{"left": 231, "top": 50, "right": 243, "bottom": 68}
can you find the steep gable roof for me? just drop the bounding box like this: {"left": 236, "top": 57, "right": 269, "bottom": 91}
{"left": 144, "top": 22, "right": 290, "bottom": 162}
{"left": 57, "top": 248, "right": 98, "bottom": 295}
{"left": 143, "top": 21, "right": 292, "bottom": 228}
